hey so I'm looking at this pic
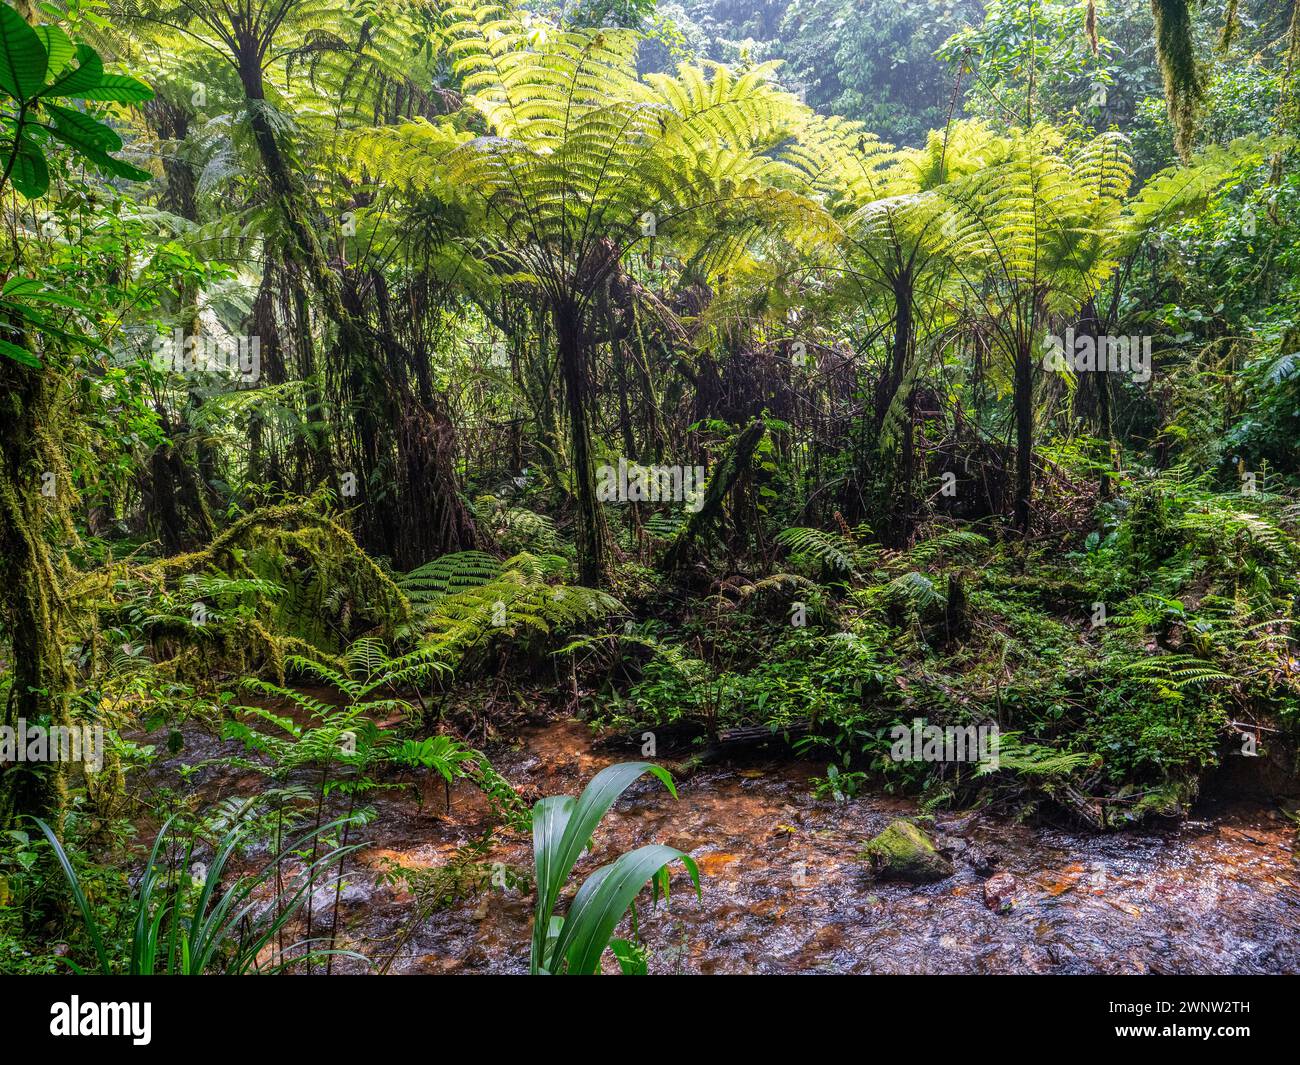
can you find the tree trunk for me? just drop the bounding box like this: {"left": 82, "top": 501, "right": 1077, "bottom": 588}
{"left": 870, "top": 275, "right": 918, "bottom": 544}
{"left": 235, "top": 42, "right": 478, "bottom": 564}
{"left": 663, "top": 418, "right": 766, "bottom": 573}
{"left": 1081, "top": 298, "right": 1114, "bottom": 499}
{"left": 0, "top": 360, "right": 73, "bottom": 827}
{"left": 1014, "top": 335, "right": 1034, "bottom": 533}
{"left": 555, "top": 301, "right": 612, "bottom": 587}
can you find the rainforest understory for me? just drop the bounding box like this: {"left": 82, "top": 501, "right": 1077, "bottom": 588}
{"left": 2, "top": 0, "right": 1299, "bottom": 975}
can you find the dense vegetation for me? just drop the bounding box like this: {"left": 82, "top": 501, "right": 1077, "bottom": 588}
{"left": 1, "top": 0, "right": 1298, "bottom": 975}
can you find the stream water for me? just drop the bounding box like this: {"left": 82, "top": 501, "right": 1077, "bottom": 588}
{"left": 155, "top": 715, "right": 1300, "bottom": 974}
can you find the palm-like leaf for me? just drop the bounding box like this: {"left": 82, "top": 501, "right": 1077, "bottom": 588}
{"left": 530, "top": 761, "right": 696, "bottom": 975}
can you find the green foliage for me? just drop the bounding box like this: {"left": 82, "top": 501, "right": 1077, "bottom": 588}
{"left": 530, "top": 761, "right": 699, "bottom": 975}
{"left": 0, "top": 7, "right": 152, "bottom": 202}
{"left": 33, "top": 806, "right": 364, "bottom": 974}
{"left": 394, "top": 551, "right": 623, "bottom": 668}
{"left": 4, "top": 0, "right": 1300, "bottom": 980}
{"left": 777, "top": 525, "right": 876, "bottom": 578}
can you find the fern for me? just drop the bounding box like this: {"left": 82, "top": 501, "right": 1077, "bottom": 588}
{"left": 395, "top": 551, "right": 504, "bottom": 623}
{"left": 1120, "top": 654, "right": 1233, "bottom": 693}
{"left": 882, "top": 571, "right": 943, "bottom": 613}
{"left": 392, "top": 551, "right": 622, "bottom": 671}
{"left": 905, "top": 529, "right": 990, "bottom": 566}
{"left": 777, "top": 526, "right": 875, "bottom": 578}
{"left": 975, "top": 737, "right": 1096, "bottom": 780}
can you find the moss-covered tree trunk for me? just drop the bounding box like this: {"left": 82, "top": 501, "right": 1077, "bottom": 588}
{"left": 0, "top": 358, "right": 74, "bottom": 828}
{"left": 1152, "top": 0, "right": 1204, "bottom": 161}
{"left": 235, "top": 39, "right": 478, "bottom": 566}
{"left": 663, "top": 417, "right": 766, "bottom": 573}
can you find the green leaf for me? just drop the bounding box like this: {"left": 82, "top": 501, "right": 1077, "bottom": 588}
{"left": 42, "top": 100, "right": 121, "bottom": 151}
{"left": 530, "top": 761, "right": 678, "bottom": 973}
{"left": 552, "top": 844, "right": 700, "bottom": 974}
{"left": 9, "top": 133, "right": 49, "bottom": 198}
{"left": 43, "top": 126, "right": 151, "bottom": 182}
{"left": 0, "top": 337, "right": 41, "bottom": 367}
{"left": 608, "top": 937, "right": 647, "bottom": 975}
{"left": 38, "top": 43, "right": 99, "bottom": 98}
{"left": 33, "top": 23, "right": 72, "bottom": 81}
{"left": 84, "top": 146, "right": 151, "bottom": 182}
{"left": 31, "top": 818, "right": 110, "bottom": 973}
{"left": 2, "top": 277, "right": 91, "bottom": 310}
{"left": 0, "top": 5, "right": 47, "bottom": 101}
{"left": 67, "top": 73, "right": 153, "bottom": 104}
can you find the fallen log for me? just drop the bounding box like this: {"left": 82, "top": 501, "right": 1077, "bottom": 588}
{"left": 598, "top": 719, "right": 811, "bottom": 783}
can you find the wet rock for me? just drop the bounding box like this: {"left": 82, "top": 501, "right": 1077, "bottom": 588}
{"left": 969, "top": 849, "right": 1000, "bottom": 878}
{"left": 858, "top": 820, "right": 954, "bottom": 883}
{"left": 983, "top": 871, "right": 1017, "bottom": 913}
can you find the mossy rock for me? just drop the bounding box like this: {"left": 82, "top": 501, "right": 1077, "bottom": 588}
{"left": 858, "top": 819, "right": 954, "bottom": 883}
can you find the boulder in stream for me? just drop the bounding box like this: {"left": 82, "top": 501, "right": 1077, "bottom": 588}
{"left": 859, "top": 820, "right": 954, "bottom": 883}
{"left": 983, "top": 871, "right": 1018, "bottom": 913}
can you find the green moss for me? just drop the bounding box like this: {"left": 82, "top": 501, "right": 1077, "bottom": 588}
{"left": 858, "top": 819, "right": 954, "bottom": 882}
{"left": 1152, "top": 0, "right": 1205, "bottom": 161}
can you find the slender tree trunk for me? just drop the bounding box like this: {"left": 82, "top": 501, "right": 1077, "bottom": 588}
{"left": 555, "top": 301, "right": 612, "bottom": 587}
{"left": 871, "top": 274, "right": 916, "bottom": 543}
{"left": 1081, "top": 299, "right": 1113, "bottom": 499}
{"left": 874, "top": 275, "right": 914, "bottom": 429}
{"left": 1014, "top": 334, "right": 1034, "bottom": 533}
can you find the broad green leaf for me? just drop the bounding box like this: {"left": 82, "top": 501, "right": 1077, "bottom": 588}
{"left": 0, "top": 337, "right": 41, "bottom": 368}
{"left": 39, "top": 43, "right": 99, "bottom": 98}
{"left": 33, "top": 23, "right": 71, "bottom": 81}
{"left": 552, "top": 844, "right": 700, "bottom": 974}
{"left": 0, "top": 5, "right": 47, "bottom": 101}
{"left": 530, "top": 793, "right": 575, "bottom": 971}
{"left": 67, "top": 73, "right": 153, "bottom": 104}
{"left": 2, "top": 277, "right": 90, "bottom": 310}
{"left": 42, "top": 100, "right": 122, "bottom": 151}
{"left": 608, "top": 937, "right": 647, "bottom": 975}
{"left": 530, "top": 761, "right": 678, "bottom": 973}
{"left": 9, "top": 133, "right": 48, "bottom": 198}
{"left": 48, "top": 131, "right": 152, "bottom": 182}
